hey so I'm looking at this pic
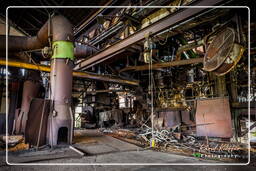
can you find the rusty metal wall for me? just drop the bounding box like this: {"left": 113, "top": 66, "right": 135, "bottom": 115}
{"left": 25, "top": 98, "right": 50, "bottom": 146}
{"left": 195, "top": 97, "right": 232, "bottom": 138}
{"left": 0, "top": 15, "right": 96, "bottom": 59}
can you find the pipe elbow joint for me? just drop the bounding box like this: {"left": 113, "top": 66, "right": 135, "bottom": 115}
{"left": 50, "top": 15, "right": 74, "bottom": 42}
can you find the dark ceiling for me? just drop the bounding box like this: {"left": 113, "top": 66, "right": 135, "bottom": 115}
{"left": 0, "top": 0, "right": 126, "bottom": 36}
{"left": 1, "top": 0, "right": 255, "bottom": 37}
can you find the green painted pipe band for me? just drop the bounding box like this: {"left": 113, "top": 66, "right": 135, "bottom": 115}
{"left": 52, "top": 41, "right": 74, "bottom": 60}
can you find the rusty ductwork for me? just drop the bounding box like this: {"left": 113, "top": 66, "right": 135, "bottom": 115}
{"left": 0, "top": 15, "right": 97, "bottom": 58}
{"left": 0, "top": 15, "right": 72, "bottom": 52}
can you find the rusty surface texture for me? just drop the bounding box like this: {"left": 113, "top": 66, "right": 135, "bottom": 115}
{"left": 195, "top": 97, "right": 232, "bottom": 138}
{"left": 25, "top": 98, "right": 50, "bottom": 147}
{"left": 14, "top": 77, "right": 41, "bottom": 134}
{"left": 50, "top": 59, "right": 73, "bottom": 105}
{"left": 0, "top": 15, "right": 72, "bottom": 52}
{"left": 74, "top": 43, "right": 98, "bottom": 58}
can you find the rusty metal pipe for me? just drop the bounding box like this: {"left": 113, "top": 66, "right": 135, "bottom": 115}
{"left": 0, "top": 15, "right": 96, "bottom": 59}
{"left": 176, "top": 40, "right": 204, "bottom": 60}
{"left": 47, "top": 59, "right": 74, "bottom": 146}
{"left": 0, "top": 15, "right": 97, "bottom": 147}
{"left": 74, "top": 43, "right": 97, "bottom": 58}
{"left": 50, "top": 59, "right": 73, "bottom": 104}
{"left": 0, "top": 15, "right": 73, "bottom": 52}
{"left": 0, "top": 35, "right": 97, "bottom": 59}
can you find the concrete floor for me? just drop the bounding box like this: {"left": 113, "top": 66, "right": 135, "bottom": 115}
{"left": 1, "top": 150, "right": 255, "bottom": 171}
{"left": 0, "top": 129, "right": 254, "bottom": 171}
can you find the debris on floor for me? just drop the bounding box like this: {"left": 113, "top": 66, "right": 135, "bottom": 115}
{"left": 0, "top": 135, "right": 29, "bottom": 151}
{"left": 101, "top": 126, "right": 252, "bottom": 163}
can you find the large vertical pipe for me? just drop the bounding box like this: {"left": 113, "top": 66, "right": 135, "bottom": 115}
{"left": 46, "top": 16, "right": 75, "bottom": 146}
{"left": 47, "top": 59, "right": 74, "bottom": 145}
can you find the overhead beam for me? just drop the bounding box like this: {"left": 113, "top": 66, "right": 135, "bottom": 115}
{"left": 74, "top": 0, "right": 224, "bottom": 70}
{"left": 119, "top": 58, "right": 204, "bottom": 72}
{"left": 0, "top": 59, "right": 139, "bottom": 86}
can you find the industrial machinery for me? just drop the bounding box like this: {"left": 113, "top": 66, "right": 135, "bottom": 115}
{"left": 0, "top": 0, "right": 254, "bottom": 165}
